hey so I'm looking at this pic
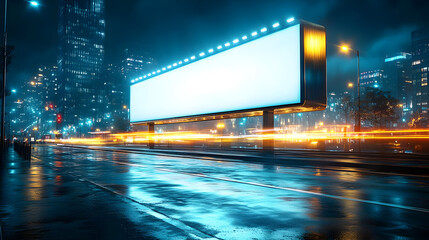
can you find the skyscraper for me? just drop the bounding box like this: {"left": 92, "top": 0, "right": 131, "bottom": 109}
{"left": 359, "top": 69, "right": 385, "bottom": 91}
{"left": 120, "top": 49, "right": 156, "bottom": 123}
{"left": 57, "top": 0, "right": 105, "bottom": 135}
{"left": 383, "top": 52, "right": 412, "bottom": 123}
{"left": 411, "top": 28, "right": 429, "bottom": 124}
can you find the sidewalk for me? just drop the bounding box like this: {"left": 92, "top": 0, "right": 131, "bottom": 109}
{"left": 0, "top": 148, "right": 193, "bottom": 240}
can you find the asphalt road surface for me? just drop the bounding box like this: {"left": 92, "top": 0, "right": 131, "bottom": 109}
{"left": 1, "top": 145, "right": 429, "bottom": 239}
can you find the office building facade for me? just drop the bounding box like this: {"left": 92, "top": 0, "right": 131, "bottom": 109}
{"left": 57, "top": 0, "right": 105, "bottom": 135}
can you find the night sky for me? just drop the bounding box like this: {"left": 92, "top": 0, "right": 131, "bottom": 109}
{"left": 3, "top": 0, "right": 429, "bottom": 92}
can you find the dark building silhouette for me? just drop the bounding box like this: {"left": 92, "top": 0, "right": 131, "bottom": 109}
{"left": 411, "top": 28, "right": 429, "bottom": 121}
{"left": 382, "top": 52, "right": 412, "bottom": 123}
{"left": 120, "top": 49, "right": 155, "bottom": 122}
{"left": 57, "top": 0, "right": 105, "bottom": 135}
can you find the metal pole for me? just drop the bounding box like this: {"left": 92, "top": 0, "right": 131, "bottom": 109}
{"left": 262, "top": 110, "right": 274, "bottom": 154}
{"left": 356, "top": 50, "right": 361, "bottom": 151}
{"left": 148, "top": 122, "right": 154, "bottom": 149}
{"left": 1, "top": 0, "right": 8, "bottom": 165}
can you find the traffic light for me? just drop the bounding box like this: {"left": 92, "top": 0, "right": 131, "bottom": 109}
{"left": 56, "top": 114, "right": 62, "bottom": 124}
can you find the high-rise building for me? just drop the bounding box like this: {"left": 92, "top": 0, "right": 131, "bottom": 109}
{"left": 100, "top": 63, "right": 128, "bottom": 131}
{"left": 120, "top": 49, "right": 156, "bottom": 124}
{"left": 360, "top": 69, "right": 385, "bottom": 91}
{"left": 411, "top": 28, "right": 429, "bottom": 122}
{"left": 121, "top": 49, "right": 155, "bottom": 82}
{"left": 57, "top": 0, "right": 105, "bottom": 135}
{"left": 383, "top": 52, "right": 412, "bottom": 123}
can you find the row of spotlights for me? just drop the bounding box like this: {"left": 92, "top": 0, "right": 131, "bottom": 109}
{"left": 131, "top": 17, "right": 295, "bottom": 83}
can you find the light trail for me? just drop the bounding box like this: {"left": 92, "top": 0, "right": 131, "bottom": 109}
{"left": 42, "top": 127, "right": 429, "bottom": 146}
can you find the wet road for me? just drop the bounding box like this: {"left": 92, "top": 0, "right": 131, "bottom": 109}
{"left": 3, "top": 145, "right": 429, "bottom": 239}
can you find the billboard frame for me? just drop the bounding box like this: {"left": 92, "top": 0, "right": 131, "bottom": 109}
{"left": 130, "top": 20, "right": 326, "bottom": 126}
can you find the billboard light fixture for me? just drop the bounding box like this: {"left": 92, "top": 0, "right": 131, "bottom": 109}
{"left": 144, "top": 75, "right": 147, "bottom": 78}
{"left": 132, "top": 17, "right": 301, "bottom": 84}
{"left": 139, "top": 77, "right": 143, "bottom": 80}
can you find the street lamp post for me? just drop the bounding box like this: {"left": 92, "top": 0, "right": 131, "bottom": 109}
{"left": 1, "top": 0, "right": 39, "bottom": 165}
{"left": 340, "top": 45, "right": 361, "bottom": 151}
{"left": 1, "top": 0, "right": 9, "bottom": 165}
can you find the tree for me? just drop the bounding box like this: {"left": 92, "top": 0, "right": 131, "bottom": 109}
{"left": 359, "top": 87, "right": 400, "bottom": 128}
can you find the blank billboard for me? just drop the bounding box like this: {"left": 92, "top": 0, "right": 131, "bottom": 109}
{"left": 131, "top": 21, "right": 325, "bottom": 124}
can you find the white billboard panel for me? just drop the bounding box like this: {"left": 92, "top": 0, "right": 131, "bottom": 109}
{"left": 131, "top": 24, "right": 302, "bottom": 123}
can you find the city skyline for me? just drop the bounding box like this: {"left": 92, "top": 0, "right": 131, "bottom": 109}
{"left": 2, "top": 0, "right": 429, "bottom": 93}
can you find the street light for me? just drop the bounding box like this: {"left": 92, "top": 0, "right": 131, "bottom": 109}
{"left": 339, "top": 44, "right": 361, "bottom": 151}
{"left": 1, "top": 0, "right": 40, "bottom": 164}
{"left": 28, "top": 1, "right": 39, "bottom": 7}
{"left": 347, "top": 82, "right": 354, "bottom": 88}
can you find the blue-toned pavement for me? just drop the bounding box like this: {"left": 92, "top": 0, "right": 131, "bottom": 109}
{"left": 1, "top": 145, "right": 429, "bottom": 239}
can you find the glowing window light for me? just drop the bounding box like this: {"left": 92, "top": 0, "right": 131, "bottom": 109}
{"left": 152, "top": 71, "right": 156, "bottom": 74}
{"left": 162, "top": 67, "right": 166, "bottom": 71}
{"left": 287, "top": 17, "right": 295, "bottom": 23}
{"left": 273, "top": 22, "right": 280, "bottom": 28}
{"left": 191, "top": 56, "right": 196, "bottom": 60}
{"left": 217, "top": 45, "right": 223, "bottom": 49}
{"left": 179, "top": 61, "right": 183, "bottom": 64}
{"left": 261, "top": 27, "right": 267, "bottom": 33}
{"left": 233, "top": 39, "right": 239, "bottom": 44}
{"left": 224, "top": 42, "right": 231, "bottom": 47}
{"left": 131, "top": 80, "right": 135, "bottom": 83}
{"left": 148, "top": 73, "right": 152, "bottom": 76}
{"left": 208, "top": 49, "right": 214, "bottom": 53}
{"left": 242, "top": 35, "right": 248, "bottom": 40}
{"left": 139, "top": 77, "right": 143, "bottom": 79}
{"left": 173, "top": 63, "right": 177, "bottom": 66}
{"left": 184, "top": 58, "right": 189, "bottom": 62}
{"left": 199, "top": 52, "right": 205, "bottom": 57}
{"left": 157, "top": 70, "right": 161, "bottom": 73}
{"left": 167, "top": 65, "right": 172, "bottom": 69}
{"left": 144, "top": 75, "right": 147, "bottom": 78}
{"left": 252, "top": 31, "right": 258, "bottom": 36}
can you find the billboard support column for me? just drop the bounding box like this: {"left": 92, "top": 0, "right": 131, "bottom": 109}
{"left": 148, "top": 122, "right": 154, "bottom": 149}
{"left": 262, "top": 110, "right": 274, "bottom": 154}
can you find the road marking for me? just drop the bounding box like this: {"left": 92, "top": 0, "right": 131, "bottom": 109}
{"left": 80, "top": 177, "right": 220, "bottom": 240}
{"left": 30, "top": 154, "right": 220, "bottom": 240}
{"left": 60, "top": 145, "right": 429, "bottom": 179}
{"left": 38, "top": 146, "right": 429, "bottom": 214}
{"left": 108, "top": 160, "right": 429, "bottom": 214}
